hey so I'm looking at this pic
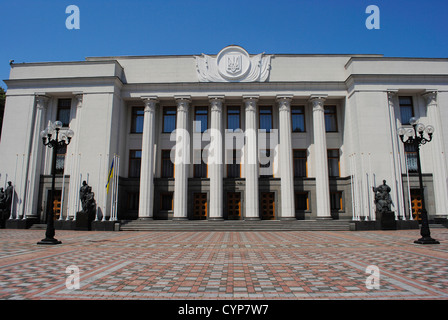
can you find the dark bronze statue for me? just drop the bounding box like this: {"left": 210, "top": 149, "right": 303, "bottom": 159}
{"left": 79, "top": 181, "right": 96, "bottom": 215}
{"left": 372, "top": 180, "right": 392, "bottom": 214}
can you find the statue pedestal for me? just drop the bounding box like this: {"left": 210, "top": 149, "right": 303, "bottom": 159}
{"left": 75, "top": 211, "right": 94, "bottom": 231}
{"left": 381, "top": 211, "right": 397, "bottom": 230}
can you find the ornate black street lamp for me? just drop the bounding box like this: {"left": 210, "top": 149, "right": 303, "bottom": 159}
{"left": 37, "top": 121, "right": 74, "bottom": 245}
{"left": 398, "top": 117, "right": 439, "bottom": 244}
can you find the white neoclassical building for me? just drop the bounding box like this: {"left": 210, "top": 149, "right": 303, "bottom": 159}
{"left": 1, "top": 45, "right": 447, "bottom": 227}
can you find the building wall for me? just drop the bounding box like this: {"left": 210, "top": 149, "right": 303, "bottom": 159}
{"left": 1, "top": 51, "right": 447, "bottom": 222}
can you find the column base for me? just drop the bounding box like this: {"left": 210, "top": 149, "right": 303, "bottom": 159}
{"left": 280, "top": 217, "right": 296, "bottom": 221}
{"left": 208, "top": 217, "right": 224, "bottom": 221}
{"left": 316, "top": 216, "right": 333, "bottom": 220}
{"left": 244, "top": 217, "right": 261, "bottom": 221}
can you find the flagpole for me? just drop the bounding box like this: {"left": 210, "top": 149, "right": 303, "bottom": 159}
{"left": 405, "top": 153, "right": 413, "bottom": 220}
{"left": 103, "top": 153, "right": 109, "bottom": 222}
{"left": 59, "top": 173, "right": 66, "bottom": 221}
{"left": 114, "top": 155, "right": 120, "bottom": 221}
{"left": 349, "top": 154, "right": 355, "bottom": 221}
{"left": 9, "top": 154, "right": 18, "bottom": 219}
{"left": 95, "top": 153, "right": 102, "bottom": 221}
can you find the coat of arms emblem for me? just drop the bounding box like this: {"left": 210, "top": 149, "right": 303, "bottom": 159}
{"left": 226, "top": 54, "right": 242, "bottom": 74}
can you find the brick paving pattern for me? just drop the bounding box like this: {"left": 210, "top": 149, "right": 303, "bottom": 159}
{"left": 0, "top": 229, "right": 447, "bottom": 300}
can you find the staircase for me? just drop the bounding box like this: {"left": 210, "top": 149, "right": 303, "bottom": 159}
{"left": 119, "top": 219, "right": 351, "bottom": 232}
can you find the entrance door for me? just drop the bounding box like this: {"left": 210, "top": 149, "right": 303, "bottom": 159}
{"left": 193, "top": 193, "right": 207, "bottom": 220}
{"left": 46, "top": 190, "right": 62, "bottom": 221}
{"left": 260, "top": 192, "right": 275, "bottom": 220}
{"left": 227, "top": 192, "right": 241, "bottom": 220}
{"left": 410, "top": 189, "right": 422, "bottom": 221}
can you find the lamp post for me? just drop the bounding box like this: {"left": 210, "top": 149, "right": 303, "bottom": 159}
{"left": 398, "top": 117, "right": 439, "bottom": 244}
{"left": 37, "top": 121, "right": 74, "bottom": 245}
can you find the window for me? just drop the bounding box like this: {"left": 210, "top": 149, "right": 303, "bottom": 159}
{"left": 195, "top": 107, "right": 208, "bottom": 133}
{"left": 227, "top": 106, "right": 241, "bottom": 131}
{"left": 194, "top": 149, "right": 208, "bottom": 178}
{"left": 291, "top": 106, "right": 305, "bottom": 132}
{"left": 328, "top": 149, "right": 340, "bottom": 177}
{"left": 54, "top": 145, "right": 67, "bottom": 174}
{"left": 57, "top": 99, "right": 71, "bottom": 127}
{"left": 330, "top": 192, "right": 343, "bottom": 211}
{"left": 259, "top": 149, "right": 273, "bottom": 177}
{"left": 259, "top": 106, "right": 273, "bottom": 133}
{"left": 161, "top": 150, "right": 174, "bottom": 178}
{"left": 293, "top": 149, "right": 307, "bottom": 177}
{"left": 162, "top": 107, "right": 176, "bottom": 133}
{"left": 405, "top": 144, "right": 418, "bottom": 173}
{"left": 129, "top": 150, "right": 141, "bottom": 178}
{"left": 295, "top": 192, "right": 309, "bottom": 211}
{"left": 399, "top": 96, "right": 414, "bottom": 125}
{"left": 131, "top": 107, "right": 144, "bottom": 133}
{"left": 227, "top": 149, "right": 241, "bottom": 178}
{"left": 160, "top": 193, "right": 174, "bottom": 211}
{"left": 324, "top": 106, "right": 338, "bottom": 132}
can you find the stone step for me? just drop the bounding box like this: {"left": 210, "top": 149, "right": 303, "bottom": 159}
{"left": 119, "top": 220, "right": 351, "bottom": 231}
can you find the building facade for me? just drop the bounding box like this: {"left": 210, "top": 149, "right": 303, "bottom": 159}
{"left": 1, "top": 46, "right": 448, "bottom": 224}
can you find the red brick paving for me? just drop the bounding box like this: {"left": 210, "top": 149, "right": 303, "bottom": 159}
{"left": 0, "top": 228, "right": 447, "bottom": 300}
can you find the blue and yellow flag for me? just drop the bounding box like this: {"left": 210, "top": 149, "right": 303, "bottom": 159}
{"left": 106, "top": 158, "right": 114, "bottom": 194}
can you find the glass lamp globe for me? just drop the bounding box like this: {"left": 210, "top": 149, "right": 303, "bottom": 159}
{"left": 409, "top": 117, "right": 418, "bottom": 126}
{"left": 406, "top": 128, "right": 415, "bottom": 137}
{"left": 66, "top": 129, "right": 74, "bottom": 138}
{"left": 40, "top": 129, "right": 48, "bottom": 138}
{"left": 416, "top": 123, "right": 425, "bottom": 133}
{"left": 397, "top": 127, "right": 406, "bottom": 136}
{"left": 425, "top": 125, "right": 435, "bottom": 134}
{"left": 54, "top": 121, "right": 63, "bottom": 129}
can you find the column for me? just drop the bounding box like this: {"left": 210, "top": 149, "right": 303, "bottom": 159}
{"left": 138, "top": 96, "right": 158, "bottom": 219}
{"left": 244, "top": 96, "right": 260, "bottom": 220}
{"left": 277, "top": 95, "right": 295, "bottom": 220}
{"left": 68, "top": 93, "right": 83, "bottom": 220}
{"left": 310, "top": 95, "right": 332, "bottom": 219}
{"left": 208, "top": 96, "right": 224, "bottom": 220}
{"left": 423, "top": 91, "right": 448, "bottom": 217}
{"left": 387, "top": 90, "right": 405, "bottom": 220}
{"left": 173, "top": 96, "right": 191, "bottom": 220}
{"left": 24, "top": 94, "right": 49, "bottom": 218}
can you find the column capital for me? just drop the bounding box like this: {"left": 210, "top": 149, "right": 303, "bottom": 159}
{"left": 423, "top": 90, "right": 438, "bottom": 106}
{"left": 141, "top": 96, "right": 158, "bottom": 112}
{"left": 209, "top": 96, "right": 224, "bottom": 112}
{"left": 74, "top": 93, "right": 83, "bottom": 107}
{"left": 277, "top": 95, "right": 293, "bottom": 112}
{"left": 175, "top": 96, "right": 190, "bottom": 113}
{"left": 243, "top": 95, "right": 258, "bottom": 112}
{"left": 387, "top": 90, "right": 398, "bottom": 104}
{"left": 35, "top": 94, "right": 49, "bottom": 109}
{"left": 309, "top": 95, "right": 327, "bottom": 111}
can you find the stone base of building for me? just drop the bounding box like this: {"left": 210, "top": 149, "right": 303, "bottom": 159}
{"left": 5, "top": 219, "right": 33, "bottom": 229}
{"left": 54, "top": 220, "right": 77, "bottom": 230}
{"left": 350, "top": 219, "right": 419, "bottom": 231}
{"left": 91, "top": 221, "right": 118, "bottom": 231}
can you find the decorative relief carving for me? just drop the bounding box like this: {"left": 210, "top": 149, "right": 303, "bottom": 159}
{"left": 195, "top": 46, "right": 272, "bottom": 83}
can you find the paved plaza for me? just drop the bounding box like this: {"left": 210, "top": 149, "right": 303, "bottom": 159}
{"left": 0, "top": 228, "right": 447, "bottom": 300}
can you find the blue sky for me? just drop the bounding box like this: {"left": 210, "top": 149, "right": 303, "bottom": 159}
{"left": 1, "top": 0, "right": 447, "bottom": 88}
